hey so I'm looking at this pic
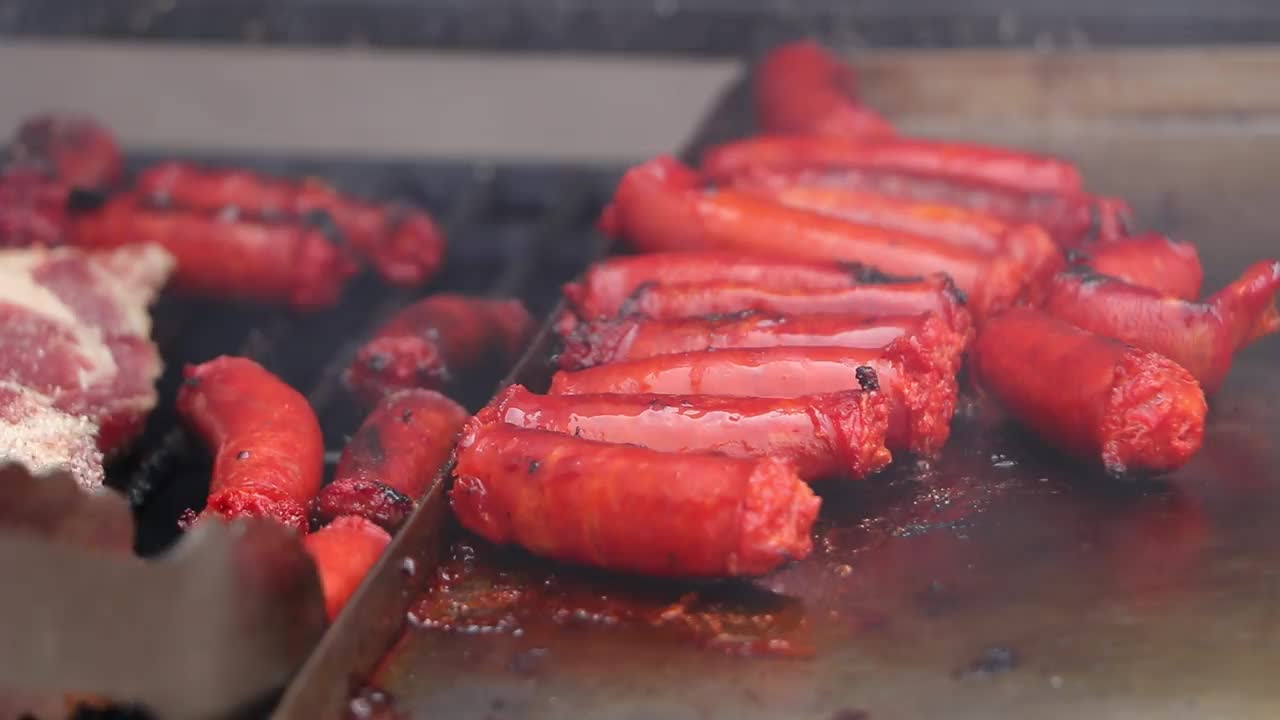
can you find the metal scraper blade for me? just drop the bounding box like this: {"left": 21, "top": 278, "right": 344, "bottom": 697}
{"left": 0, "top": 463, "right": 328, "bottom": 720}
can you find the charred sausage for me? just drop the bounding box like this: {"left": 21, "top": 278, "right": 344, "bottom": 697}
{"left": 755, "top": 41, "right": 896, "bottom": 139}
{"left": 484, "top": 382, "right": 892, "bottom": 481}
{"left": 137, "top": 161, "right": 446, "bottom": 287}
{"left": 972, "top": 308, "right": 1206, "bottom": 474}
{"left": 70, "top": 194, "right": 360, "bottom": 310}
{"left": 344, "top": 294, "right": 534, "bottom": 405}
{"left": 1043, "top": 261, "right": 1280, "bottom": 394}
{"left": 8, "top": 113, "right": 123, "bottom": 191}
{"left": 450, "top": 422, "right": 821, "bottom": 577}
{"left": 1072, "top": 233, "right": 1203, "bottom": 300}
{"left": 177, "top": 356, "right": 325, "bottom": 533}
{"left": 549, "top": 341, "right": 958, "bottom": 455}
{"left": 312, "top": 389, "right": 469, "bottom": 532}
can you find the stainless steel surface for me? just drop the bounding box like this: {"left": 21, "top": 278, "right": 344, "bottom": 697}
{"left": 285, "top": 47, "right": 1280, "bottom": 719}
{"left": 0, "top": 465, "right": 327, "bottom": 719}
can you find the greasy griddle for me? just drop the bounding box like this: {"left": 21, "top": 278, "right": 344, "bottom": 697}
{"left": 277, "top": 48, "right": 1280, "bottom": 720}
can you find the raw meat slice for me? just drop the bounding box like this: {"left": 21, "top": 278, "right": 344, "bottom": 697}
{"left": 0, "top": 381, "right": 104, "bottom": 490}
{"left": 0, "top": 244, "right": 174, "bottom": 454}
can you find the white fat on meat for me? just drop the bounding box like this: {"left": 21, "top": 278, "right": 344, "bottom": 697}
{"left": 0, "top": 381, "right": 104, "bottom": 490}
{"left": 0, "top": 244, "right": 175, "bottom": 454}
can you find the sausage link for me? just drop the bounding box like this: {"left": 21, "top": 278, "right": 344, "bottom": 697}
{"left": 603, "top": 157, "right": 1031, "bottom": 317}
{"left": 450, "top": 422, "right": 821, "bottom": 578}
{"left": 562, "top": 251, "right": 867, "bottom": 319}
{"left": 708, "top": 165, "right": 1130, "bottom": 248}
{"left": 137, "top": 161, "right": 445, "bottom": 287}
{"left": 559, "top": 311, "right": 968, "bottom": 375}
{"left": 485, "top": 382, "right": 892, "bottom": 481}
{"left": 1043, "top": 261, "right": 1280, "bottom": 394}
{"left": 549, "top": 341, "right": 957, "bottom": 455}
{"left": 703, "top": 135, "right": 1084, "bottom": 196}
{"left": 177, "top": 356, "right": 325, "bottom": 533}
{"left": 312, "top": 389, "right": 468, "bottom": 531}
{"left": 344, "top": 294, "right": 534, "bottom": 405}
{"left": 1072, "top": 233, "right": 1203, "bottom": 300}
{"left": 8, "top": 113, "right": 123, "bottom": 191}
{"left": 972, "top": 308, "right": 1206, "bottom": 474}
{"left": 0, "top": 167, "right": 70, "bottom": 247}
{"left": 729, "top": 178, "right": 1065, "bottom": 300}
{"left": 755, "top": 41, "right": 896, "bottom": 139}
{"left": 303, "top": 515, "right": 392, "bottom": 620}
{"left": 69, "top": 194, "right": 360, "bottom": 310}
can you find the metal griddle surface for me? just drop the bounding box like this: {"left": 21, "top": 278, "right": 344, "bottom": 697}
{"left": 313, "top": 49, "right": 1280, "bottom": 720}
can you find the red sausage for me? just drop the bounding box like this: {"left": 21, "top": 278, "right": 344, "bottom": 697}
{"left": 303, "top": 515, "right": 392, "bottom": 620}
{"left": 603, "top": 157, "right": 1031, "bottom": 317}
{"left": 312, "top": 389, "right": 469, "bottom": 531}
{"left": 0, "top": 166, "right": 70, "bottom": 247}
{"left": 729, "top": 178, "right": 1065, "bottom": 299}
{"left": 177, "top": 356, "right": 325, "bottom": 533}
{"left": 563, "top": 251, "right": 867, "bottom": 319}
{"left": 1043, "top": 261, "right": 1280, "bottom": 394}
{"left": 755, "top": 41, "right": 896, "bottom": 139}
{"left": 549, "top": 341, "right": 958, "bottom": 455}
{"left": 344, "top": 294, "right": 534, "bottom": 405}
{"left": 707, "top": 165, "right": 1130, "bottom": 248}
{"left": 559, "top": 311, "right": 968, "bottom": 373}
{"left": 484, "top": 382, "right": 892, "bottom": 481}
{"left": 69, "top": 194, "right": 360, "bottom": 310}
{"left": 8, "top": 113, "right": 123, "bottom": 191}
{"left": 136, "top": 161, "right": 446, "bottom": 287}
{"left": 972, "top": 308, "right": 1207, "bottom": 474}
{"left": 450, "top": 422, "right": 821, "bottom": 578}
{"left": 703, "top": 135, "right": 1084, "bottom": 196}
{"left": 1074, "top": 233, "right": 1203, "bottom": 300}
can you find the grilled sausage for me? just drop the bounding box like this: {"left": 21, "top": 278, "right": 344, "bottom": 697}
{"left": 178, "top": 356, "right": 325, "bottom": 533}
{"left": 972, "top": 308, "right": 1207, "bottom": 474}
{"left": 137, "top": 161, "right": 446, "bottom": 287}
{"left": 562, "top": 251, "right": 868, "bottom": 319}
{"left": 8, "top": 113, "right": 123, "bottom": 191}
{"left": 549, "top": 342, "right": 958, "bottom": 455}
{"left": 312, "top": 389, "right": 469, "bottom": 532}
{"left": 602, "top": 157, "right": 1031, "bottom": 316}
{"left": 755, "top": 41, "right": 896, "bottom": 139}
{"left": 728, "top": 178, "right": 1065, "bottom": 299}
{"left": 450, "top": 422, "right": 821, "bottom": 578}
{"left": 702, "top": 135, "right": 1084, "bottom": 197}
{"left": 1043, "top": 261, "right": 1280, "bottom": 394}
{"left": 344, "top": 294, "right": 534, "bottom": 405}
{"left": 0, "top": 166, "right": 70, "bottom": 247}
{"left": 70, "top": 194, "right": 360, "bottom": 310}
{"left": 559, "top": 311, "right": 968, "bottom": 374}
{"left": 1072, "top": 233, "right": 1203, "bottom": 300}
{"left": 303, "top": 515, "right": 392, "bottom": 620}
{"left": 484, "top": 382, "right": 892, "bottom": 481}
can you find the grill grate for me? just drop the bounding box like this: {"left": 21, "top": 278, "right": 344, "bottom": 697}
{"left": 111, "top": 156, "right": 618, "bottom": 555}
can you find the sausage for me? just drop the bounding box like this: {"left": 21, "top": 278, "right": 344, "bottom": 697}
{"left": 613, "top": 277, "right": 971, "bottom": 333}
{"left": 728, "top": 178, "right": 1065, "bottom": 299}
{"left": 312, "top": 389, "right": 469, "bottom": 532}
{"left": 344, "top": 294, "right": 535, "bottom": 405}
{"left": 707, "top": 165, "right": 1131, "bottom": 248}
{"left": 303, "top": 515, "right": 392, "bottom": 620}
{"left": 971, "top": 308, "right": 1206, "bottom": 474}
{"left": 1072, "top": 233, "right": 1203, "bottom": 300}
{"left": 8, "top": 113, "right": 123, "bottom": 191}
{"left": 69, "top": 194, "right": 360, "bottom": 310}
{"left": 603, "top": 157, "right": 1031, "bottom": 317}
{"left": 177, "top": 356, "right": 325, "bottom": 533}
{"left": 562, "top": 251, "right": 868, "bottom": 319}
{"left": 559, "top": 311, "right": 968, "bottom": 373}
{"left": 0, "top": 166, "right": 70, "bottom": 247}
{"left": 484, "top": 382, "right": 892, "bottom": 481}
{"left": 754, "top": 41, "right": 896, "bottom": 139}
{"left": 136, "top": 161, "right": 446, "bottom": 287}
{"left": 549, "top": 341, "right": 958, "bottom": 455}
{"left": 1043, "top": 261, "right": 1280, "bottom": 394}
{"left": 450, "top": 422, "right": 821, "bottom": 578}
{"left": 703, "top": 135, "right": 1084, "bottom": 196}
